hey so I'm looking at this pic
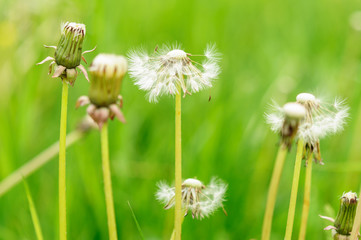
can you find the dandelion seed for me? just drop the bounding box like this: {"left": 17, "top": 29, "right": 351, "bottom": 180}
{"left": 76, "top": 54, "right": 128, "bottom": 128}
{"left": 156, "top": 178, "right": 227, "bottom": 219}
{"left": 296, "top": 93, "right": 349, "bottom": 163}
{"left": 37, "top": 22, "right": 96, "bottom": 85}
{"left": 128, "top": 44, "right": 221, "bottom": 102}
{"left": 266, "top": 102, "right": 306, "bottom": 148}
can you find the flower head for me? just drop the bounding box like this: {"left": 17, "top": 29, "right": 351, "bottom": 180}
{"left": 156, "top": 178, "right": 227, "bottom": 219}
{"left": 296, "top": 93, "right": 349, "bottom": 163}
{"left": 76, "top": 53, "right": 128, "bottom": 128}
{"left": 320, "top": 191, "right": 358, "bottom": 238}
{"left": 128, "top": 44, "right": 221, "bottom": 102}
{"left": 37, "top": 22, "right": 96, "bottom": 86}
{"left": 266, "top": 101, "right": 306, "bottom": 149}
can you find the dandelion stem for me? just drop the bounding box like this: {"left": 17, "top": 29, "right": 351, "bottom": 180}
{"left": 298, "top": 153, "right": 313, "bottom": 240}
{"left": 171, "top": 213, "right": 185, "bottom": 240}
{"left": 261, "top": 144, "right": 288, "bottom": 240}
{"left": 101, "top": 122, "right": 118, "bottom": 240}
{"left": 284, "top": 138, "right": 304, "bottom": 240}
{"left": 24, "top": 180, "right": 44, "bottom": 240}
{"left": 59, "top": 80, "right": 68, "bottom": 240}
{"left": 350, "top": 186, "right": 361, "bottom": 240}
{"left": 0, "top": 130, "right": 84, "bottom": 197}
{"left": 174, "top": 84, "right": 182, "bottom": 240}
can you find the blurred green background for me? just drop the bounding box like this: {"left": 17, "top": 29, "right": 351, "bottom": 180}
{"left": 1, "top": 0, "right": 361, "bottom": 239}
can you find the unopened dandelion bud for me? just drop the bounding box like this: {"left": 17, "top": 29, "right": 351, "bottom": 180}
{"left": 76, "top": 53, "right": 128, "bottom": 128}
{"left": 55, "top": 22, "right": 86, "bottom": 69}
{"left": 334, "top": 192, "right": 358, "bottom": 236}
{"left": 89, "top": 54, "right": 128, "bottom": 107}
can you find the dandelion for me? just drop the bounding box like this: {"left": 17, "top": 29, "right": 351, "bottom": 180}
{"left": 129, "top": 44, "right": 221, "bottom": 240}
{"left": 129, "top": 44, "right": 220, "bottom": 102}
{"left": 37, "top": 21, "right": 95, "bottom": 240}
{"left": 76, "top": 53, "right": 127, "bottom": 128}
{"left": 296, "top": 93, "right": 349, "bottom": 240}
{"left": 37, "top": 22, "right": 96, "bottom": 86}
{"left": 156, "top": 178, "right": 227, "bottom": 219}
{"left": 262, "top": 102, "right": 306, "bottom": 240}
{"left": 321, "top": 191, "right": 358, "bottom": 240}
{"left": 77, "top": 53, "right": 127, "bottom": 240}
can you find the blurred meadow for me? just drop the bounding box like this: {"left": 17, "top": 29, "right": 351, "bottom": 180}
{"left": 1, "top": 0, "right": 361, "bottom": 239}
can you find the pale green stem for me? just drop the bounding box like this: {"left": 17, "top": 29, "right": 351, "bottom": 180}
{"left": 24, "top": 180, "right": 44, "bottom": 240}
{"left": 174, "top": 85, "right": 182, "bottom": 240}
{"left": 101, "top": 122, "right": 118, "bottom": 240}
{"left": 0, "top": 130, "right": 84, "bottom": 198}
{"left": 298, "top": 154, "right": 313, "bottom": 240}
{"left": 170, "top": 213, "right": 185, "bottom": 240}
{"left": 284, "top": 139, "right": 304, "bottom": 240}
{"left": 59, "top": 81, "right": 68, "bottom": 240}
{"left": 261, "top": 144, "right": 288, "bottom": 240}
{"left": 350, "top": 186, "right": 361, "bottom": 240}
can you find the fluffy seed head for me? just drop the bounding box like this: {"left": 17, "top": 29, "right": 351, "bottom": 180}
{"left": 156, "top": 177, "right": 227, "bottom": 219}
{"left": 283, "top": 102, "right": 306, "bottom": 120}
{"left": 128, "top": 44, "right": 221, "bottom": 102}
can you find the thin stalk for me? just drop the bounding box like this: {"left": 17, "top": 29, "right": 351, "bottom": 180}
{"left": 0, "top": 130, "right": 84, "bottom": 197}
{"left": 101, "top": 122, "right": 118, "bottom": 240}
{"left": 174, "top": 84, "right": 182, "bottom": 240}
{"left": 284, "top": 139, "right": 304, "bottom": 240}
{"left": 24, "top": 180, "right": 44, "bottom": 240}
{"left": 171, "top": 213, "right": 185, "bottom": 240}
{"left": 298, "top": 153, "right": 313, "bottom": 240}
{"left": 59, "top": 80, "right": 68, "bottom": 240}
{"left": 261, "top": 144, "right": 288, "bottom": 240}
{"left": 350, "top": 186, "right": 361, "bottom": 240}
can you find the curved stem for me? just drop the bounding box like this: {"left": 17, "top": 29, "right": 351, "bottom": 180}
{"left": 350, "top": 186, "right": 361, "bottom": 240}
{"left": 174, "top": 85, "right": 182, "bottom": 240}
{"left": 284, "top": 139, "right": 304, "bottom": 240}
{"left": 298, "top": 153, "right": 313, "bottom": 240}
{"left": 59, "top": 81, "right": 68, "bottom": 240}
{"left": 0, "top": 130, "right": 84, "bottom": 198}
{"left": 24, "top": 180, "right": 44, "bottom": 240}
{"left": 261, "top": 144, "right": 288, "bottom": 240}
{"left": 101, "top": 122, "right": 118, "bottom": 240}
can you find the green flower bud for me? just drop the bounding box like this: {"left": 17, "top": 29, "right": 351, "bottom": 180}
{"left": 334, "top": 192, "right": 358, "bottom": 236}
{"left": 55, "top": 22, "right": 86, "bottom": 69}
{"left": 88, "top": 54, "right": 128, "bottom": 107}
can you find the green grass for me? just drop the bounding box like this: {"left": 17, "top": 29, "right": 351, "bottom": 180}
{"left": 0, "top": 0, "right": 361, "bottom": 239}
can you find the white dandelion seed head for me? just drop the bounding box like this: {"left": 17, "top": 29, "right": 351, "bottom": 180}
{"left": 296, "top": 94, "right": 349, "bottom": 145}
{"left": 128, "top": 44, "right": 221, "bottom": 102}
{"left": 283, "top": 102, "right": 306, "bottom": 120}
{"left": 155, "top": 177, "right": 227, "bottom": 219}
{"left": 296, "top": 93, "right": 316, "bottom": 103}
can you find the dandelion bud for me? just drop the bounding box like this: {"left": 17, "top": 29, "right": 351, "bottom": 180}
{"left": 89, "top": 54, "right": 128, "bottom": 107}
{"left": 55, "top": 22, "right": 86, "bottom": 69}
{"left": 76, "top": 53, "right": 128, "bottom": 128}
{"left": 321, "top": 192, "right": 358, "bottom": 239}
{"left": 334, "top": 192, "right": 358, "bottom": 236}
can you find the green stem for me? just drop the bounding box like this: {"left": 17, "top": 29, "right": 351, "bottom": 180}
{"left": 24, "top": 180, "right": 44, "bottom": 240}
{"left": 261, "top": 144, "right": 288, "bottom": 240}
{"left": 59, "top": 81, "right": 68, "bottom": 240}
{"left": 101, "top": 122, "right": 118, "bottom": 240}
{"left": 170, "top": 213, "right": 185, "bottom": 240}
{"left": 174, "top": 85, "right": 182, "bottom": 240}
{"left": 298, "top": 153, "right": 313, "bottom": 240}
{"left": 284, "top": 139, "right": 304, "bottom": 240}
{"left": 350, "top": 186, "right": 361, "bottom": 240}
{"left": 0, "top": 130, "right": 84, "bottom": 198}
